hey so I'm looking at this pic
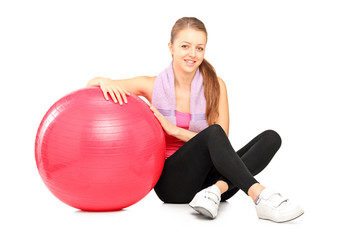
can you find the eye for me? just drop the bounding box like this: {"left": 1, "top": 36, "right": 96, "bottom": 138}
{"left": 197, "top": 47, "right": 204, "bottom": 51}
{"left": 181, "top": 45, "right": 189, "bottom": 49}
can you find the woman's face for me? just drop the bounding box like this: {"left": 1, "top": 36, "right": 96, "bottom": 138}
{"left": 169, "top": 28, "right": 207, "bottom": 74}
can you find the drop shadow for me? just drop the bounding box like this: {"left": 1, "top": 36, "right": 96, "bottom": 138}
{"left": 218, "top": 201, "right": 231, "bottom": 213}
{"left": 159, "top": 202, "right": 190, "bottom": 211}
{"left": 159, "top": 200, "right": 232, "bottom": 220}
{"left": 73, "top": 208, "right": 126, "bottom": 216}
{"left": 257, "top": 212, "right": 305, "bottom": 225}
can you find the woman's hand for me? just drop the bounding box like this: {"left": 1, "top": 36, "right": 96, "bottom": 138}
{"left": 146, "top": 102, "right": 178, "bottom": 136}
{"left": 98, "top": 78, "right": 131, "bottom": 105}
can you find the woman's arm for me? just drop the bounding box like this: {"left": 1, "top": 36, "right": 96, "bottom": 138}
{"left": 215, "top": 77, "right": 230, "bottom": 136}
{"left": 172, "top": 128, "right": 197, "bottom": 142}
{"left": 147, "top": 102, "right": 197, "bottom": 142}
{"left": 86, "top": 76, "right": 156, "bottom": 103}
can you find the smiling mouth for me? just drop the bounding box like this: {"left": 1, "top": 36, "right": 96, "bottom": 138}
{"left": 184, "top": 59, "right": 196, "bottom": 65}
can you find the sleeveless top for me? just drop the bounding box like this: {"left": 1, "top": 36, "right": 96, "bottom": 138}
{"left": 164, "top": 110, "right": 191, "bottom": 159}
{"left": 151, "top": 62, "right": 209, "bottom": 158}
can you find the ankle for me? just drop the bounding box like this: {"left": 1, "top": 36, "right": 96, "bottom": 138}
{"left": 215, "top": 181, "right": 229, "bottom": 194}
{"left": 248, "top": 183, "right": 265, "bottom": 201}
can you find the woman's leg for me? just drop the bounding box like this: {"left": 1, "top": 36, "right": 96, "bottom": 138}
{"left": 210, "top": 128, "right": 304, "bottom": 223}
{"left": 153, "top": 124, "right": 303, "bottom": 222}
{"left": 221, "top": 129, "right": 282, "bottom": 201}
{"left": 237, "top": 129, "right": 282, "bottom": 175}
{"left": 154, "top": 124, "right": 259, "bottom": 203}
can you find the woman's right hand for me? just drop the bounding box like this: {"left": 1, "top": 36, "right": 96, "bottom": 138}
{"left": 98, "top": 77, "right": 131, "bottom": 105}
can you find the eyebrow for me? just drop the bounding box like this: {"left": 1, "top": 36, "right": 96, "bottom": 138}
{"left": 180, "top": 41, "right": 205, "bottom": 46}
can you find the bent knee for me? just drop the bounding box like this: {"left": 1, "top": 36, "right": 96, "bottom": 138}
{"left": 263, "top": 129, "right": 282, "bottom": 149}
{"left": 204, "top": 124, "right": 226, "bottom": 137}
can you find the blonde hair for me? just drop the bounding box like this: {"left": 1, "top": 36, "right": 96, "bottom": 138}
{"left": 170, "top": 17, "right": 220, "bottom": 125}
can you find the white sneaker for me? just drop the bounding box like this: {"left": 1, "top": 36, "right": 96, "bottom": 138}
{"left": 189, "top": 185, "right": 221, "bottom": 219}
{"left": 255, "top": 188, "right": 304, "bottom": 223}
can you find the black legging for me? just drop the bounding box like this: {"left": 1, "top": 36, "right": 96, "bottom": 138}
{"left": 154, "top": 124, "right": 282, "bottom": 203}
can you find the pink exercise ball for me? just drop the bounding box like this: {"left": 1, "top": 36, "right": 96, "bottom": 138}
{"left": 35, "top": 87, "right": 166, "bottom": 211}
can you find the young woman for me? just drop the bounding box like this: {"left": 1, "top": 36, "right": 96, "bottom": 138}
{"left": 87, "top": 17, "right": 304, "bottom": 222}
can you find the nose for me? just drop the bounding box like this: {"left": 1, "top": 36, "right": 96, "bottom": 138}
{"left": 189, "top": 47, "right": 196, "bottom": 58}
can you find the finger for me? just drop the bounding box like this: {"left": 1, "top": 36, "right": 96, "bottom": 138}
{"left": 145, "top": 101, "right": 154, "bottom": 109}
{"left": 125, "top": 90, "right": 131, "bottom": 95}
{"left": 108, "top": 91, "right": 118, "bottom": 103}
{"left": 153, "top": 111, "right": 159, "bottom": 119}
{"left": 120, "top": 91, "right": 128, "bottom": 104}
{"left": 151, "top": 105, "right": 159, "bottom": 114}
{"left": 113, "top": 89, "right": 123, "bottom": 105}
{"left": 102, "top": 89, "right": 109, "bottom": 101}
{"left": 114, "top": 86, "right": 127, "bottom": 104}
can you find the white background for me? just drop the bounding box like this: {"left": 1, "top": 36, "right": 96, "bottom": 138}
{"left": 1, "top": 0, "right": 359, "bottom": 239}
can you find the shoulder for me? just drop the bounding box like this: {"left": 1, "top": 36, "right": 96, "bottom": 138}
{"left": 144, "top": 76, "right": 157, "bottom": 89}
{"left": 144, "top": 76, "right": 157, "bottom": 102}
{"left": 129, "top": 75, "right": 157, "bottom": 92}
{"left": 146, "top": 76, "right": 157, "bottom": 81}
{"left": 133, "top": 75, "right": 157, "bottom": 83}
{"left": 215, "top": 77, "right": 229, "bottom": 135}
{"left": 134, "top": 75, "right": 157, "bottom": 88}
{"left": 130, "top": 76, "right": 157, "bottom": 102}
{"left": 217, "top": 76, "right": 226, "bottom": 86}
{"left": 217, "top": 77, "right": 229, "bottom": 111}
{"left": 217, "top": 77, "right": 227, "bottom": 93}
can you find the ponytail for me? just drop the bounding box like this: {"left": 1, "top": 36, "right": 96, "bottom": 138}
{"left": 200, "top": 58, "right": 220, "bottom": 125}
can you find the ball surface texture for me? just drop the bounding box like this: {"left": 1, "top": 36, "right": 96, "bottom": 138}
{"left": 35, "top": 87, "right": 165, "bottom": 211}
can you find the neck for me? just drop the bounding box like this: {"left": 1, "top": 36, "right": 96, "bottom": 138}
{"left": 173, "top": 63, "right": 197, "bottom": 89}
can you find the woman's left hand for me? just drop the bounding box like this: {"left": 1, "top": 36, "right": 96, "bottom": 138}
{"left": 146, "top": 102, "right": 178, "bottom": 136}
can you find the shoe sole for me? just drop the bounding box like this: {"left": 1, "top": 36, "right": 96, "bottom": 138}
{"left": 259, "top": 210, "right": 305, "bottom": 223}
{"left": 191, "top": 206, "right": 215, "bottom": 219}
